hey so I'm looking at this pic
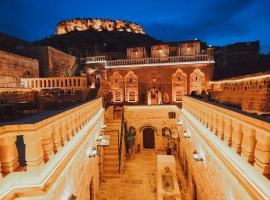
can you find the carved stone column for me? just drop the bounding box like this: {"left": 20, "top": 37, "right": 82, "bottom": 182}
{"left": 0, "top": 136, "right": 19, "bottom": 173}
{"left": 24, "top": 133, "right": 44, "bottom": 170}
{"left": 231, "top": 121, "right": 243, "bottom": 154}
{"left": 41, "top": 128, "right": 54, "bottom": 162}
{"left": 254, "top": 129, "right": 270, "bottom": 175}
{"left": 241, "top": 125, "right": 256, "bottom": 163}
{"left": 52, "top": 124, "right": 62, "bottom": 153}
{"left": 223, "top": 117, "right": 232, "bottom": 146}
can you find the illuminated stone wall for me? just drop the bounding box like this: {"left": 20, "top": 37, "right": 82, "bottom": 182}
{"left": 56, "top": 18, "right": 145, "bottom": 35}
{"left": 0, "top": 50, "right": 39, "bottom": 87}
{"left": 105, "top": 64, "right": 213, "bottom": 104}
{"left": 210, "top": 73, "right": 270, "bottom": 115}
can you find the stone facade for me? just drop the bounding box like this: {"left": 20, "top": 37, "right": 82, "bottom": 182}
{"left": 19, "top": 46, "right": 76, "bottom": 77}
{"left": 210, "top": 72, "right": 270, "bottom": 115}
{"left": 0, "top": 50, "right": 39, "bottom": 87}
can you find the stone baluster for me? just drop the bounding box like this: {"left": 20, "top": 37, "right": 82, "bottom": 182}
{"left": 212, "top": 113, "right": 218, "bottom": 135}
{"left": 241, "top": 125, "right": 256, "bottom": 164}
{"left": 60, "top": 121, "right": 68, "bottom": 146}
{"left": 223, "top": 117, "right": 232, "bottom": 146}
{"left": 52, "top": 124, "right": 62, "bottom": 153}
{"left": 231, "top": 121, "right": 243, "bottom": 154}
{"left": 217, "top": 115, "right": 224, "bottom": 140}
{"left": 209, "top": 113, "right": 213, "bottom": 132}
{"left": 66, "top": 119, "right": 73, "bottom": 140}
{"left": 41, "top": 128, "right": 54, "bottom": 162}
{"left": 24, "top": 132, "right": 44, "bottom": 170}
{"left": 0, "top": 162, "right": 2, "bottom": 179}
{"left": 254, "top": 129, "right": 270, "bottom": 175}
{"left": 0, "top": 136, "right": 19, "bottom": 174}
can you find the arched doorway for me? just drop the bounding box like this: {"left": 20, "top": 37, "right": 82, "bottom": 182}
{"left": 143, "top": 128, "right": 155, "bottom": 149}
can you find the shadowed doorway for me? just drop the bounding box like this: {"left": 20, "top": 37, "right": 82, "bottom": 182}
{"left": 143, "top": 127, "right": 155, "bottom": 149}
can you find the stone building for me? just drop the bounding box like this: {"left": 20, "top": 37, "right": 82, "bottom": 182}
{"left": 93, "top": 41, "right": 214, "bottom": 105}
{"left": 0, "top": 50, "right": 39, "bottom": 87}
{"left": 18, "top": 46, "right": 77, "bottom": 77}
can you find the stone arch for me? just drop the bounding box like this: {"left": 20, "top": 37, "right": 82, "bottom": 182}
{"left": 110, "top": 71, "right": 124, "bottom": 102}
{"left": 190, "top": 68, "right": 205, "bottom": 94}
{"left": 124, "top": 71, "right": 138, "bottom": 102}
{"left": 172, "top": 69, "right": 187, "bottom": 102}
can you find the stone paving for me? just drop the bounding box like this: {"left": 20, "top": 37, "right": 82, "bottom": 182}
{"left": 100, "top": 150, "right": 157, "bottom": 200}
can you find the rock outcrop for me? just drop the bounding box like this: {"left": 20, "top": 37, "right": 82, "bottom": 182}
{"left": 56, "top": 18, "right": 145, "bottom": 35}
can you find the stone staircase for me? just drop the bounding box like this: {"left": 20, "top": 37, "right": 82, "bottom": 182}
{"left": 103, "top": 132, "right": 120, "bottom": 178}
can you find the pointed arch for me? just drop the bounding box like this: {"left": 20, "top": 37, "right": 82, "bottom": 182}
{"left": 124, "top": 71, "right": 138, "bottom": 102}
{"left": 190, "top": 68, "right": 205, "bottom": 94}
{"left": 172, "top": 69, "right": 187, "bottom": 102}
{"left": 110, "top": 71, "right": 124, "bottom": 102}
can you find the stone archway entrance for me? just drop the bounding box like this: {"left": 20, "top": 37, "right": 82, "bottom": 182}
{"left": 143, "top": 127, "right": 155, "bottom": 149}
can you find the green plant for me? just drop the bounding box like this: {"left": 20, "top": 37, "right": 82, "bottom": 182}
{"left": 125, "top": 128, "right": 136, "bottom": 153}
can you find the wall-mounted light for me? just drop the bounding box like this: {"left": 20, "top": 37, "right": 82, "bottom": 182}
{"left": 183, "top": 130, "right": 191, "bottom": 138}
{"left": 68, "top": 194, "right": 77, "bottom": 200}
{"left": 96, "top": 134, "right": 104, "bottom": 142}
{"left": 177, "top": 119, "right": 183, "bottom": 126}
{"left": 87, "top": 148, "right": 97, "bottom": 158}
{"left": 193, "top": 150, "right": 203, "bottom": 161}
{"left": 102, "top": 124, "right": 107, "bottom": 130}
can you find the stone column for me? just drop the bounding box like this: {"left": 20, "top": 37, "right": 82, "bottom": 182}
{"left": 60, "top": 122, "right": 68, "bottom": 146}
{"left": 217, "top": 115, "right": 224, "bottom": 140}
{"left": 223, "top": 117, "right": 232, "bottom": 146}
{"left": 241, "top": 125, "right": 256, "bottom": 163}
{"left": 52, "top": 124, "right": 62, "bottom": 153}
{"left": 231, "top": 121, "right": 243, "bottom": 154}
{"left": 254, "top": 129, "right": 270, "bottom": 175}
{"left": 41, "top": 128, "right": 54, "bottom": 162}
{"left": 24, "top": 133, "right": 44, "bottom": 170}
{"left": 0, "top": 136, "right": 19, "bottom": 173}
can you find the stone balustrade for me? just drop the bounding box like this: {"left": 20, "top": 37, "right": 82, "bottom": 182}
{"left": 0, "top": 98, "right": 103, "bottom": 197}
{"left": 21, "top": 76, "right": 88, "bottom": 91}
{"left": 84, "top": 54, "right": 214, "bottom": 67}
{"left": 182, "top": 96, "right": 270, "bottom": 175}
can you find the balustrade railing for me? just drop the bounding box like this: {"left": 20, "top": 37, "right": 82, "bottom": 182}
{"left": 182, "top": 96, "right": 270, "bottom": 175}
{"left": 83, "top": 54, "right": 213, "bottom": 67}
{"left": 0, "top": 98, "right": 103, "bottom": 198}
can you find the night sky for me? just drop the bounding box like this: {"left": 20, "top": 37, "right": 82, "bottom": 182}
{"left": 0, "top": 0, "right": 270, "bottom": 53}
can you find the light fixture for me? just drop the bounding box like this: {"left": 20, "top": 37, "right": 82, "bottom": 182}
{"left": 96, "top": 134, "right": 104, "bottom": 142}
{"left": 102, "top": 124, "right": 107, "bottom": 129}
{"left": 183, "top": 130, "right": 191, "bottom": 138}
{"left": 193, "top": 150, "right": 203, "bottom": 161}
{"left": 177, "top": 119, "right": 183, "bottom": 126}
{"left": 87, "top": 148, "right": 97, "bottom": 158}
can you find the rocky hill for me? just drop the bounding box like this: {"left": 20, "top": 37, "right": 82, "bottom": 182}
{"left": 56, "top": 18, "right": 145, "bottom": 35}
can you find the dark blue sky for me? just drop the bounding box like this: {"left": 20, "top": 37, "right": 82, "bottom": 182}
{"left": 1, "top": 0, "right": 270, "bottom": 53}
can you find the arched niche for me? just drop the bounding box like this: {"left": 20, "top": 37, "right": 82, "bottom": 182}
{"left": 190, "top": 68, "right": 205, "bottom": 94}
{"left": 124, "top": 71, "right": 138, "bottom": 102}
{"left": 110, "top": 71, "right": 124, "bottom": 102}
{"left": 172, "top": 69, "right": 187, "bottom": 102}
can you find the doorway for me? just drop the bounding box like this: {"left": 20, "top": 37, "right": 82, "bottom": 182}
{"left": 143, "top": 128, "right": 155, "bottom": 149}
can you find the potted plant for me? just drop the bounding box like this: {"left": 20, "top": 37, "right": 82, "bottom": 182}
{"left": 125, "top": 128, "right": 136, "bottom": 157}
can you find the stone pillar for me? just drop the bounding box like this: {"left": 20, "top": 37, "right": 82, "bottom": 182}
{"left": 24, "top": 133, "right": 44, "bottom": 170}
{"left": 0, "top": 136, "right": 19, "bottom": 173}
{"left": 41, "top": 128, "right": 54, "bottom": 162}
{"left": 52, "top": 124, "right": 62, "bottom": 153}
{"left": 212, "top": 114, "right": 218, "bottom": 135}
{"left": 60, "top": 122, "right": 68, "bottom": 146}
{"left": 217, "top": 115, "right": 224, "bottom": 140}
{"left": 66, "top": 121, "right": 73, "bottom": 140}
{"left": 223, "top": 117, "right": 232, "bottom": 146}
{"left": 241, "top": 126, "right": 256, "bottom": 163}
{"left": 254, "top": 129, "right": 270, "bottom": 175}
{"left": 231, "top": 121, "right": 243, "bottom": 154}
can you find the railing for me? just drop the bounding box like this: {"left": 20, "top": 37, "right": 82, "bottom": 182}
{"left": 0, "top": 98, "right": 103, "bottom": 199}
{"left": 119, "top": 109, "right": 125, "bottom": 173}
{"left": 69, "top": 58, "right": 80, "bottom": 76}
{"left": 83, "top": 54, "right": 214, "bottom": 68}
{"left": 182, "top": 96, "right": 270, "bottom": 199}
{"left": 85, "top": 56, "right": 107, "bottom": 64}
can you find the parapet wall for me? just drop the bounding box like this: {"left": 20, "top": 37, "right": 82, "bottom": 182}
{"left": 56, "top": 18, "right": 145, "bottom": 35}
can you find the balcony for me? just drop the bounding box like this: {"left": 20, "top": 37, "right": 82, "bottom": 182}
{"left": 0, "top": 98, "right": 104, "bottom": 199}
{"left": 84, "top": 54, "right": 214, "bottom": 68}
{"left": 181, "top": 96, "right": 270, "bottom": 199}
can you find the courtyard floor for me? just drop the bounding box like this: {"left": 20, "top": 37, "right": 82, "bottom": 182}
{"left": 100, "top": 150, "right": 157, "bottom": 200}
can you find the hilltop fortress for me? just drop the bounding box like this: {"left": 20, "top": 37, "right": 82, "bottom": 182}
{"left": 56, "top": 18, "right": 145, "bottom": 35}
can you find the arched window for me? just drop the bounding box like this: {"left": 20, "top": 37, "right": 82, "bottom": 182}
{"left": 190, "top": 68, "right": 205, "bottom": 94}
{"left": 110, "top": 71, "right": 124, "bottom": 102}
{"left": 124, "top": 71, "right": 138, "bottom": 102}
{"left": 172, "top": 69, "right": 187, "bottom": 102}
